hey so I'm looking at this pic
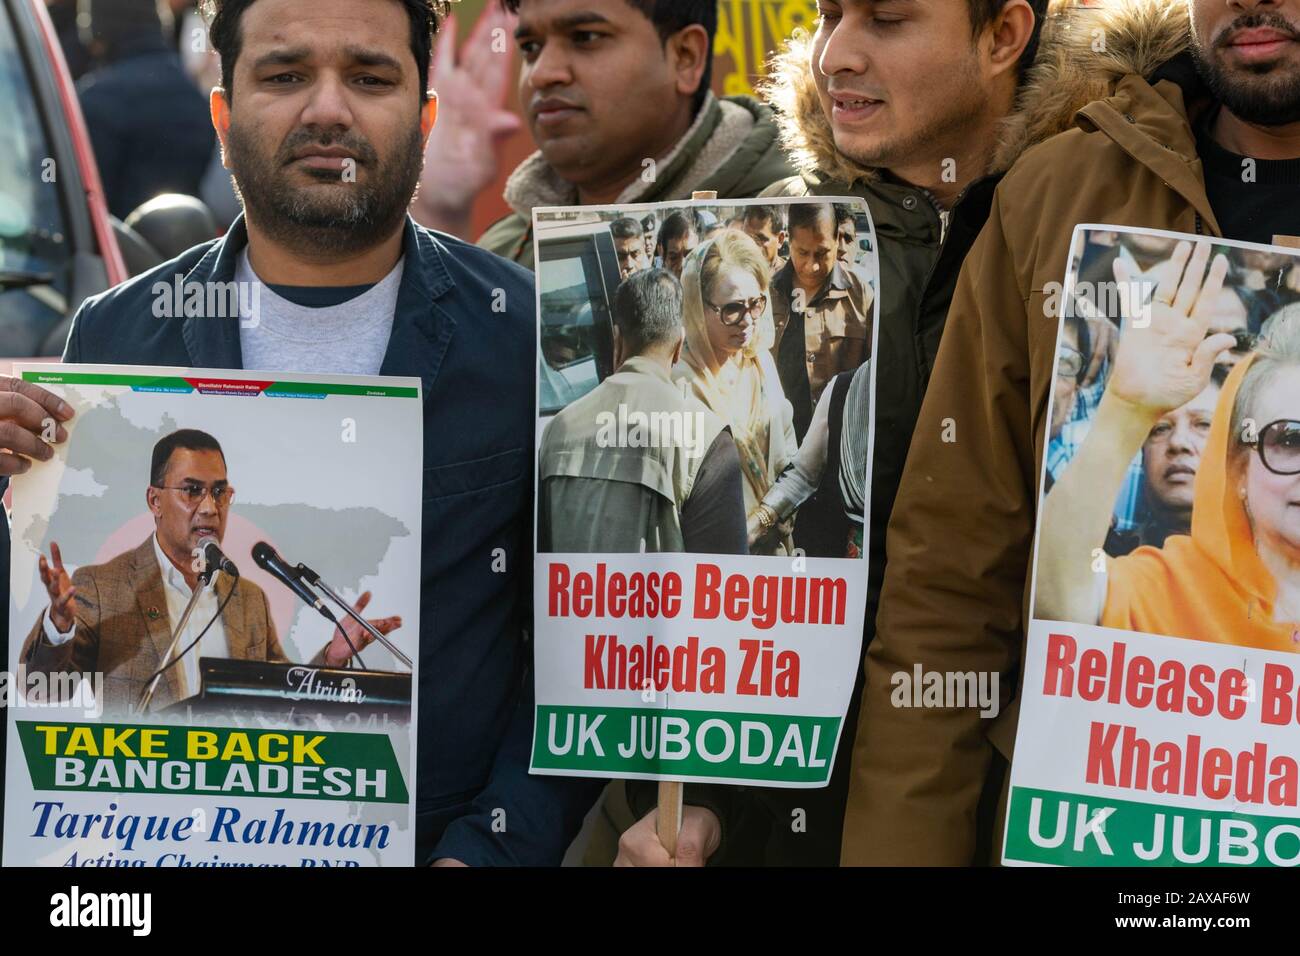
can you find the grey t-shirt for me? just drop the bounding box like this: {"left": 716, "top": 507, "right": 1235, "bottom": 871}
{"left": 235, "top": 248, "right": 403, "bottom": 375}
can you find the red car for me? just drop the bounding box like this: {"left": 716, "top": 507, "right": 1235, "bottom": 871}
{"left": 0, "top": 0, "right": 127, "bottom": 358}
{"left": 1, "top": 0, "right": 214, "bottom": 359}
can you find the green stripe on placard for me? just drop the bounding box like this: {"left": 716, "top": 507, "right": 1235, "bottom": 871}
{"left": 16, "top": 721, "right": 408, "bottom": 804}
{"left": 1005, "top": 785, "right": 1300, "bottom": 866}
{"left": 22, "top": 371, "right": 417, "bottom": 398}
{"left": 532, "top": 705, "right": 838, "bottom": 783}
{"left": 23, "top": 371, "right": 191, "bottom": 389}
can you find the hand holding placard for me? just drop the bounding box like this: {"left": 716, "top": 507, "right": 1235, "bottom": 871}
{"left": 617, "top": 805, "right": 720, "bottom": 867}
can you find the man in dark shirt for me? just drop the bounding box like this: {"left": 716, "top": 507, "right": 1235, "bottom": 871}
{"left": 769, "top": 202, "right": 872, "bottom": 442}
{"left": 0, "top": 0, "right": 599, "bottom": 868}
{"left": 1195, "top": 116, "right": 1300, "bottom": 248}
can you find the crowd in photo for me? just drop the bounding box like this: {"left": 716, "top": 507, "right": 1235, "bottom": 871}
{"left": 537, "top": 201, "right": 876, "bottom": 559}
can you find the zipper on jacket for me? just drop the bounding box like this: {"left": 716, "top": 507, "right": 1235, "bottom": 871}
{"left": 907, "top": 189, "right": 947, "bottom": 384}
{"left": 918, "top": 187, "right": 955, "bottom": 244}
{"left": 913, "top": 179, "right": 987, "bottom": 386}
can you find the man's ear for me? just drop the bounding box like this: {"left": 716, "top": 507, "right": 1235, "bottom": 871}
{"left": 987, "top": 0, "right": 1037, "bottom": 79}
{"left": 211, "top": 88, "right": 232, "bottom": 170}
{"left": 612, "top": 326, "right": 625, "bottom": 369}
{"left": 671, "top": 327, "right": 685, "bottom": 366}
{"left": 667, "top": 24, "right": 710, "bottom": 100}
{"left": 420, "top": 92, "right": 439, "bottom": 148}
{"left": 146, "top": 485, "right": 162, "bottom": 517}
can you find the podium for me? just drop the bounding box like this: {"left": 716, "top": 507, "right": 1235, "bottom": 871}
{"left": 167, "top": 658, "right": 413, "bottom": 722}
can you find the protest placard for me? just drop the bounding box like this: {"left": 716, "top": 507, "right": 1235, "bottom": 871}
{"left": 3, "top": 365, "right": 422, "bottom": 867}
{"left": 528, "top": 198, "right": 877, "bottom": 791}
{"left": 1008, "top": 225, "right": 1300, "bottom": 866}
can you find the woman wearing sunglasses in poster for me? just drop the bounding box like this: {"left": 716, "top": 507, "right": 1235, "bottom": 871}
{"left": 1036, "top": 238, "right": 1300, "bottom": 653}
{"left": 675, "top": 230, "right": 798, "bottom": 557}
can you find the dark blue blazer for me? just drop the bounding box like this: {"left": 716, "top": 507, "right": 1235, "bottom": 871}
{"left": 1, "top": 215, "right": 600, "bottom": 864}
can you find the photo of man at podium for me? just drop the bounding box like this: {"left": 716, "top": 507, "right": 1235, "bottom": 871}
{"left": 19, "top": 428, "right": 401, "bottom": 714}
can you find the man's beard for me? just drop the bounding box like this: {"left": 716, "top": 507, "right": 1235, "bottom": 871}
{"left": 225, "top": 120, "right": 424, "bottom": 257}
{"left": 1192, "top": 12, "right": 1300, "bottom": 126}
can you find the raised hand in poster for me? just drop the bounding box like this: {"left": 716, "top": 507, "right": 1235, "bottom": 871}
{"left": 323, "top": 590, "right": 403, "bottom": 668}
{"left": 36, "top": 542, "right": 76, "bottom": 634}
{"left": 1109, "top": 240, "right": 1235, "bottom": 417}
{"left": 1037, "top": 240, "right": 1236, "bottom": 627}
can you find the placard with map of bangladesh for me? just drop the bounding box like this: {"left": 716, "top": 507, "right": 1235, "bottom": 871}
{"left": 2, "top": 364, "right": 422, "bottom": 867}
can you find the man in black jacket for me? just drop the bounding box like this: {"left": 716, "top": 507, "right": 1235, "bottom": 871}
{"left": 0, "top": 0, "right": 601, "bottom": 866}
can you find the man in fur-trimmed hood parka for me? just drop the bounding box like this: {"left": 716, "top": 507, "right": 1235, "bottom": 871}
{"left": 619, "top": 0, "right": 1063, "bottom": 867}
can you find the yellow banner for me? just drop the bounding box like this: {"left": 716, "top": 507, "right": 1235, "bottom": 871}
{"left": 714, "top": 0, "right": 819, "bottom": 97}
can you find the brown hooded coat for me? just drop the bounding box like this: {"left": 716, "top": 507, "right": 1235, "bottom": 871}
{"left": 840, "top": 0, "right": 1240, "bottom": 865}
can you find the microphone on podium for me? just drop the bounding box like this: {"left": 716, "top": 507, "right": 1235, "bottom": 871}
{"left": 199, "top": 538, "right": 239, "bottom": 580}
{"left": 251, "top": 541, "right": 337, "bottom": 625}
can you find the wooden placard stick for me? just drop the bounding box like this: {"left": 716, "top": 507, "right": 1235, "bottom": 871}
{"left": 657, "top": 778, "right": 684, "bottom": 858}
{"left": 655, "top": 190, "right": 720, "bottom": 859}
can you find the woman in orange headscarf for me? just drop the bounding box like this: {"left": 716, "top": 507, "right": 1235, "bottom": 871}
{"left": 1037, "top": 239, "right": 1300, "bottom": 652}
